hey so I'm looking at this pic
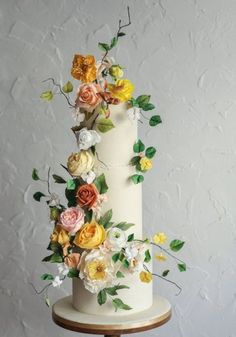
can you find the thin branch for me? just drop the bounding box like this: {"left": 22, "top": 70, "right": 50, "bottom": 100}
{"left": 29, "top": 282, "right": 52, "bottom": 295}
{"left": 47, "top": 167, "right": 51, "bottom": 195}
{"left": 143, "top": 265, "right": 182, "bottom": 295}
{"left": 151, "top": 242, "right": 186, "bottom": 265}
{"left": 42, "top": 78, "right": 75, "bottom": 108}
{"left": 96, "top": 151, "right": 108, "bottom": 169}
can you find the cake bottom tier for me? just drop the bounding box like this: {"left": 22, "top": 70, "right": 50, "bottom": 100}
{"left": 72, "top": 272, "right": 153, "bottom": 316}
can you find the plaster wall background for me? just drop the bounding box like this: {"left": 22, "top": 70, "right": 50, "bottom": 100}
{"left": 0, "top": 0, "right": 236, "bottom": 336}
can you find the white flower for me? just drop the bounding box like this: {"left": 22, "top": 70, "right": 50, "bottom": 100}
{"left": 81, "top": 170, "right": 96, "bottom": 184}
{"left": 72, "top": 108, "right": 85, "bottom": 125}
{"left": 48, "top": 193, "right": 60, "bottom": 207}
{"left": 75, "top": 127, "right": 101, "bottom": 151}
{"left": 79, "top": 249, "right": 116, "bottom": 294}
{"left": 96, "top": 57, "right": 115, "bottom": 89}
{"left": 127, "top": 107, "right": 141, "bottom": 121}
{"left": 57, "top": 263, "right": 69, "bottom": 276}
{"left": 91, "top": 194, "right": 108, "bottom": 218}
{"left": 105, "top": 228, "right": 127, "bottom": 251}
{"left": 124, "top": 242, "right": 146, "bottom": 273}
{"left": 52, "top": 276, "right": 63, "bottom": 288}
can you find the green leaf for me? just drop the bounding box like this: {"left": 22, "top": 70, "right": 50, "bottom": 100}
{"left": 94, "top": 173, "right": 108, "bottom": 194}
{"left": 47, "top": 241, "right": 63, "bottom": 254}
{"left": 40, "top": 91, "right": 53, "bottom": 101}
{"left": 67, "top": 268, "right": 79, "bottom": 278}
{"left": 84, "top": 209, "right": 93, "bottom": 223}
{"left": 131, "top": 174, "right": 144, "bottom": 184}
{"left": 115, "top": 222, "right": 135, "bottom": 231}
{"left": 67, "top": 179, "right": 76, "bottom": 190}
{"left": 127, "top": 233, "right": 134, "bottom": 242}
{"left": 62, "top": 81, "right": 73, "bottom": 93}
{"left": 33, "top": 191, "right": 45, "bottom": 202}
{"left": 32, "top": 168, "right": 40, "bottom": 180}
{"left": 123, "top": 259, "right": 130, "bottom": 268}
{"left": 145, "top": 147, "right": 156, "bottom": 159}
{"left": 136, "top": 95, "right": 150, "bottom": 107}
{"left": 162, "top": 270, "right": 170, "bottom": 277}
{"left": 65, "top": 179, "right": 81, "bottom": 207}
{"left": 170, "top": 239, "right": 185, "bottom": 252}
{"left": 99, "top": 209, "right": 113, "bottom": 228}
{"left": 110, "top": 37, "right": 118, "bottom": 49}
{"left": 133, "top": 139, "right": 145, "bottom": 153}
{"left": 45, "top": 297, "right": 50, "bottom": 307}
{"left": 50, "top": 207, "right": 60, "bottom": 221}
{"left": 42, "top": 253, "right": 63, "bottom": 263}
{"left": 149, "top": 115, "right": 162, "bottom": 126}
{"left": 130, "top": 156, "right": 140, "bottom": 166}
{"left": 112, "top": 298, "right": 132, "bottom": 311}
{"left": 129, "top": 97, "right": 139, "bottom": 107}
{"left": 112, "top": 252, "right": 120, "bottom": 263}
{"left": 98, "top": 42, "right": 110, "bottom": 52}
{"left": 97, "top": 289, "right": 107, "bottom": 305}
{"left": 97, "top": 118, "right": 115, "bottom": 133}
{"left": 142, "top": 103, "right": 155, "bottom": 111}
{"left": 105, "top": 285, "right": 129, "bottom": 296}
{"left": 52, "top": 174, "right": 66, "bottom": 184}
{"left": 144, "top": 249, "right": 151, "bottom": 263}
{"left": 116, "top": 271, "right": 125, "bottom": 278}
{"left": 178, "top": 263, "right": 186, "bottom": 272}
{"left": 118, "top": 32, "right": 126, "bottom": 37}
{"left": 104, "top": 222, "right": 114, "bottom": 230}
{"left": 40, "top": 273, "right": 54, "bottom": 281}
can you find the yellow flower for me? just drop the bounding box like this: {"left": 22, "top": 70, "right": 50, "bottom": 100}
{"left": 71, "top": 54, "right": 97, "bottom": 83}
{"left": 86, "top": 260, "right": 107, "bottom": 281}
{"left": 140, "top": 157, "right": 153, "bottom": 171}
{"left": 50, "top": 224, "right": 70, "bottom": 246}
{"left": 139, "top": 271, "right": 153, "bottom": 283}
{"left": 74, "top": 221, "right": 106, "bottom": 249}
{"left": 107, "top": 79, "right": 134, "bottom": 102}
{"left": 155, "top": 253, "right": 167, "bottom": 262}
{"left": 109, "top": 65, "right": 124, "bottom": 78}
{"left": 153, "top": 232, "right": 167, "bottom": 245}
{"left": 67, "top": 151, "right": 95, "bottom": 177}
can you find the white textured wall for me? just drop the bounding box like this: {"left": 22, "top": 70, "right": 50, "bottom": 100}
{"left": 1, "top": 0, "right": 236, "bottom": 336}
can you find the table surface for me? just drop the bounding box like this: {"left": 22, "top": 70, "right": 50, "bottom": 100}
{"left": 52, "top": 296, "right": 172, "bottom": 335}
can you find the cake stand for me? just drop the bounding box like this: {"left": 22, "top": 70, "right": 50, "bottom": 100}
{"left": 52, "top": 296, "right": 171, "bottom": 337}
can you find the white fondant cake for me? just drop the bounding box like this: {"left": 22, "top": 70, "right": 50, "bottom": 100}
{"left": 72, "top": 103, "right": 153, "bottom": 315}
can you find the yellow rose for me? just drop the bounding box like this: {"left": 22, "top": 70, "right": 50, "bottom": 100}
{"left": 140, "top": 157, "right": 153, "bottom": 171}
{"left": 67, "top": 150, "right": 94, "bottom": 177}
{"left": 139, "top": 271, "right": 153, "bottom": 283}
{"left": 107, "top": 79, "right": 134, "bottom": 102}
{"left": 153, "top": 232, "right": 167, "bottom": 245}
{"left": 50, "top": 224, "right": 70, "bottom": 246}
{"left": 74, "top": 221, "right": 106, "bottom": 249}
{"left": 109, "top": 65, "right": 124, "bottom": 79}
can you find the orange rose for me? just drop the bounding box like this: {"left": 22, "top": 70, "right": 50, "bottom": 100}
{"left": 75, "top": 83, "right": 102, "bottom": 112}
{"left": 76, "top": 184, "right": 98, "bottom": 209}
{"left": 64, "top": 253, "right": 81, "bottom": 268}
{"left": 71, "top": 54, "right": 97, "bottom": 83}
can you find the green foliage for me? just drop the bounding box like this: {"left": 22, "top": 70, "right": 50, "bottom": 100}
{"left": 42, "top": 253, "right": 63, "bottom": 263}
{"left": 112, "top": 252, "right": 120, "bottom": 263}
{"left": 33, "top": 191, "right": 45, "bottom": 202}
{"left": 116, "top": 271, "right": 125, "bottom": 278}
{"left": 136, "top": 95, "right": 150, "bottom": 107}
{"left": 115, "top": 222, "right": 135, "bottom": 231}
{"left": 40, "top": 91, "right": 53, "bottom": 101}
{"left": 145, "top": 147, "right": 156, "bottom": 159}
{"left": 47, "top": 241, "right": 63, "bottom": 254}
{"left": 97, "top": 289, "right": 107, "bottom": 305}
{"left": 84, "top": 209, "right": 93, "bottom": 223}
{"left": 40, "top": 273, "right": 54, "bottom": 281}
{"left": 142, "top": 103, "right": 155, "bottom": 111}
{"left": 94, "top": 174, "right": 108, "bottom": 194}
{"left": 97, "top": 118, "right": 115, "bottom": 133}
{"left": 170, "top": 239, "right": 185, "bottom": 252}
{"left": 32, "top": 168, "right": 40, "bottom": 180}
{"left": 110, "top": 37, "right": 118, "bottom": 49}
{"left": 65, "top": 178, "right": 81, "bottom": 207}
{"left": 133, "top": 139, "right": 145, "bottom": 153}
{"left": 130, "top": 156, "right": 140, "bottom": 166}
{"left": 162, "top": 270, "right": 170, "bottom": 277}
{"left": 144, "top": 249, "right": 151, "bottom": 263}
{"left": 178, "top": 263, "right": 186, "bottom": 272}
{"left": 67, "top": 268, "right": 79, "bottom": 278}
{"left": 130, "top": 174, "right": 144, "bottom": 184}
{"left": 98, "top": 43, "right": 110, "bottom": 52}
{"left": 118, "top": 32, "right": 126, "bottom": 37}
{"left": 123, "top": 259, "right": 130, "bottom": 268}
{"left": 149, "top": 115, "right": 162, "bottom": 126}
{"left": 62, "top": 81, "right": 73, "bottom": 93}
{"left": 52, "top": 174, "right": 66, "bottom": 184}
{"left": 99, "top": 209, "right": 113, "bottom": 228}
{"left": 67, "top": 179, "right": 76, "bottom": 190}
{"left": 127, "top": 233, "right": 134, "bottom": 242}
{"left": 112, "top": 298, "right": 132, "bottom": 311}
{"left": 50, "top": 207, "right": 60, "bottom": 221}
{"left": 105, "top": 285, "right": 129, "bottom": 296}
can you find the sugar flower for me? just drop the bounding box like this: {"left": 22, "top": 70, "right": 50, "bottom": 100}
{"left": 79, "top": 249, "right": 116, "bottom": 293}
{"left": 64, "top": 253, "right": 81, "bottom": 269}
{"left": 107, "top": 79, "right": 134, "bottom": 102}
{"left": 67, "top": 151, "right": 95, "bottom": 177}
{"left": 71, "top": 54, "right": 97, "bottom": 83}
{"left": 127, "top": 106, "right": 141, "bottom": 121}
{"left": 140, "top": 157, "right": 152, "bottom": 171}
{"left": 74, "top": 221, "right": 106, "bottom": 249}
{"left": 57, "top": 263, "right": 69, "bottom": 276}
{"left": 81, "top": 170, "right": 96, "bottom": 184}
{"left": 75, "top": 83, "right": 102, "bottom": 112}
{"left": 153, "top": 232, "right": 167, "bottom": 245}
{"left": 91, "top": 193, "right": 108, "bottom": 218}
{"left": 124, "top": 242, "right": 145, "bottom": 273}
{"left": 50, "top": 224, "right": 70, "bottom": 247}
{"left": 48, "top": 193, "right": 60, "bottom": 207}
{"left": 72, "top": 108, "right": 85, "bottom": 125}
{"left": 52, "top": 276, "right": 63, "bottom": 288}
{"left": 75, "top": 127, "right": 101, "bottom": 151}
{"left": 76, "top": 183, "right": 98, "bottom": 209}
{"left": 109, "top": 65, "right": 124, "bottom": 79}
{"left": 60, "top": 207, "right": 84, "bottom": 235}
{"left": 105, "top": 228, "right": 127, "bottom": 251}
{"left": 155, "top": 253, "right": 167, "bottom": 262}
{"left": 139, "top": 271, "right": 153, "bottom": 283}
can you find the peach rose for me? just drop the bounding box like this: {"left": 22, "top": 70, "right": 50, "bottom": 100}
{"left": 64, "top": 253, "right": 81, "bottom": 268}
{"left": 75, "top": 83, "right": 102, "bottom": 112}
{"left": 50, "top": 224, "right": 70, "bottom": 246}
{"left": 76, "top": 183, "right": 98, "bottom": 209}
{"left": 60, "top": 207, "right": 84, "bottom": 235}
{"left": 74, "top": 221, "right": 106, "bottom": 249}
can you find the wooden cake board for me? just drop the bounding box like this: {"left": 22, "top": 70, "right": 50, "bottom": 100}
{"left": 52, "top": 296, "right": 171, "bottom": 337}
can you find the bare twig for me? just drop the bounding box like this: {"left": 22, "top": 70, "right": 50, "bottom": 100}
{"left": 43, "top": 78, "right": 75, "bottom": 108}
{"left": 151, "top": 242, "right": 186, "bottom": 265}
{"left": 47, "top": 167, "right": 51, "bottom": 195}
{"left": 29, "top": 282, "right": 52, "bottom": 295}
